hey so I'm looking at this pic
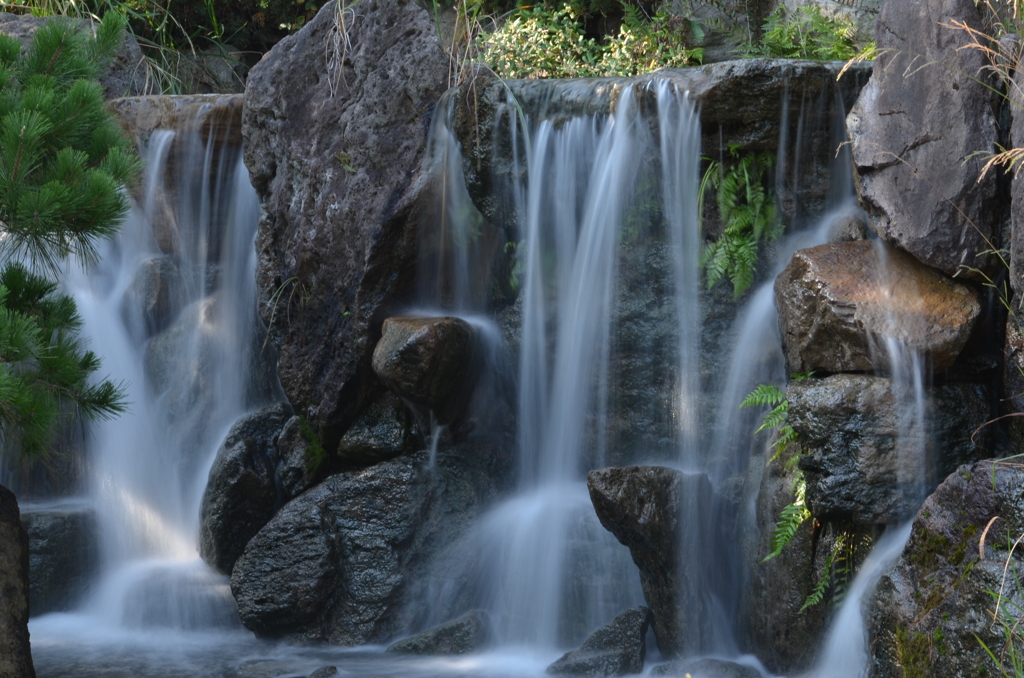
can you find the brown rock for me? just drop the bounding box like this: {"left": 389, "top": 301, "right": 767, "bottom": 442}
{"left": 775, "top": 240, "right": 980, "bottom": 374}
{"left": 0, "top": 484, "right": 35, "bottom": 678}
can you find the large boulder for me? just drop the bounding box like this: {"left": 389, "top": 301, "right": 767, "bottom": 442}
{"left": 587, "top": 466, "right": 713, "bottom": 658}
{"left": 199, "top": 402, "right": 292, "bottom": 575}
{"left": 546, "top": 605, "right": 651, "bottom": 676}
{"left": 243, "top": 0, "right": 449, "bottom": 452}
{"left": 775, "top": 241, "right": 981, "bottom": 374}
{"left": 846, "top": 0, "right": 998, "bottom": 276}
{"left": 0, "top": 485, "right": 34, "bottom": 678}
{"left": 231, "top": 438, "right": 511, "bottom": 644}
{"left": 385, "top": 609, "right": 491, "bottom": 656}
{"left": 21, "top": 504, "right": 99, "bottom": 615}
{"left": 870, "top": 460, "right": 1024, "bottom": 678}
{"left": 790, "top": 374, "right": 991, "bottom": 524}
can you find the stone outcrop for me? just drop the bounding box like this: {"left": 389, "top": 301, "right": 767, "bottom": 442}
{"left": 107, "top": 94, "right": 243, "bottom": 149}
{"left": 871, "top": 460, "right": 1024, "bottom": 678}
{"left": 274, "top": 416, "right": 323, "bottom": 499}
{"left": 231, "top": 438, "right": 511, "bottom": 644}
{"left": 199, "top": 403, "right": 292, "bottom": 575}
{"left": 335, "top": 392, "right": 419, "bottom": 468}
{"left": 0, "top": 484, "right": 34, "bottom": 678}
{"left": 124, "top": 256, "right": 183, "bottom": 337}
{"left": 371, "top": 316, "right": 479, "bottom": 424}
{"left": 546, "top": 605, "right": 651, "bottom": 676}
{"left": 587, "top": 466, "right": 712, "bottom": 657}
{"left": 847, "top": 0, "right": 997, "bottom": 276}
{"left": 790, "top": 375, "right": 991, "bottom": 524}
{"left": 385, "top": 610, "right": 491, "bottom": 655}
{"left": 21, "top": 504, "right": 99, "bottom": 615}
{"left": 243, "top": 0, "right": 449, "bottom": 453}
{"left": 775, "top": 241, "right": 980, "bottom": 374}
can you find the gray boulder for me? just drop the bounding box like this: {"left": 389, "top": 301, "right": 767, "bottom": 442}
{"left": 546, "top": 605, "right": 651, "bottom": 676}
{"left": 587, "top": 466, "right": 712, "bottom": 658}
{"left": 21, "top": 504, "right": 98, "bottom": 615}
{"left": 199, "top": 402, "right": 292, "bottom": 574}
{"left": 335, "top": 392, "right": 419, "bottom": 468}
{"left": 871, "top": 460, "right": 1024, "bottom": 678}
{"left": 385, "top": 610, "right": 491, "bottom": 655}
{"left": 651, "top": 658, "right": 761, "bottom": 677}
{"left": 775, "top": 241, "right": 980, "bottom": 374}
{"left": 790, "top": 374, "right": 991, "bottom": 524}
{"left": 243, "top": 0, "right": 449, "bottom": 452}
{"left": 274, "top": 415, "right": 322, "bottom": 499}
{"left": 0, "top": 484, "right": 34, "bottom": 678}
{"left": 847, "top": 0, "right": 998, "bottom": 276}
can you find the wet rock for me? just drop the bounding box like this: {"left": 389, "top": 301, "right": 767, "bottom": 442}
{"left": 587, "top": 466, "right": 713, "bottom": 658}
{"left": 123, "top": 256, "right": 183, "bottom": 337}
{"left": 1005, "top": 321, "right": 1024, "bottom": 447}
{"left": 199, "top": 403, "right": 292, "bottom": 574}
{"left": 21, "top": 504, "right": 99, "bottom": 615}
{"left": 307, "top": 668, "right": 338, "bottom": 678}
{"left": 371, "top": 316, "right": 478, "bottom": 424}
{"left": 871, "top": 460, "right": 1024, "bottom": 678}
{"left": 547, "top": 605, "right": 651, "bottom": 676}
{"left": 336, "top": 392, "right": 419, "bottom": 468}
{"left": 231, "top": 438, "right": 511, "bottom": 643}
{"left": 1012, "top": 59, "right": 1024, "bottom": 300}
{"left": 244, "top": 0, "right": 449, "bottom": 453}
{"left": 650, "top": 657, "right": 761, "bottom": 678}
{"left": 107, "top": 94, "right": 243, "bottom": 151}
{"left": 775, "top": 241, "right": 980, "bottom": 374}
{"left": 0, "top": 12, "right": 152, "bottom": 99}
{"left": 0, "top": 484, "right": 35, "bottom": 678}
{"left": 790, "top": 375, "right": 991, "bottom": 524}
{"left": 274, "top": 416, "right": 322, "bottom": 499}
{"left": 385, "top": 610, "right": 491, "bottom": 655}
{"left": 826, "top": 212, "right": 870, "bottom": 242}
{"left": 847, "top": 0, "right": 998, "bottom": 277}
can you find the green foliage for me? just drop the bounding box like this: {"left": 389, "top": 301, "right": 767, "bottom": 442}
{"left": 742, "top": 6, "right": 857, "bottom": 60}
{"left": 764, "top": 473, "right": 810, "bottom": 562}
{"left": 299, "top": 414, "right": 327, "bottom": 475}
{"left": 700, "top": 147, "right": 781, "bottom": 299}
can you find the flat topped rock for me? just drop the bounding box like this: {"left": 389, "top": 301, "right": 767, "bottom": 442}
{"left": 107, "top": 94, "right": 243, "bottom": 145}
{"left": 775, "top": 240, "right": 980, "bottom": 373}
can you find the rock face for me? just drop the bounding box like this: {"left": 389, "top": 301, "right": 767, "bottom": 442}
{"left": 231, "top": 439, "right": 511, "bottom": 644}
{"left": 0, "top": 485, "right": 34, "bottom": 678}
{"left": 546, "top": 605, "right": 651, "bottom": 676}
{"left": 243, "top": 0, "right": 449, "bottom": 452}
{"left": 385, "top": 610, "right": 491, "bottom": 655}
{"left": 775, "top": 241, "right": 980, "bottom": 374}
{"left": 371, "top": 316, "right": 478, "bottom": 424}
{"left": 847, "top": 0, "right": 997, "bottom": 276}
{"left": 789, "top": 375, "right": 991, "bottom": 524}
{"left": 335, "top": 392, "right": 419, "bottom": 468}
{"left": 21, "top": 504, "right": 98, "bottom": 615}
{"left": 871, "top": 460, "right": 1024, "bottom": 678}
{"left": 199, "top": 403, "right": 292, "bottom": 575}
{"left": 587, "top": 466, "right": 712, "bottom": 657}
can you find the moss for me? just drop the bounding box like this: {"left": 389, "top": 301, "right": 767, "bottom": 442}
{"left": 912, "top": 529, "right": 951, "bottom": 570}
{"left": 299, "top": 415, "right": 328, "bottom": 475}
{"left": 896, "top": 627, "right": 933, "bottom": 678}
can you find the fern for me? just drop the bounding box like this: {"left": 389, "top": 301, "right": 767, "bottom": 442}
{"left": 740, "top": 383, "right": 786, "bottom": 408}
{"left": 801, "top": 540, "right": 836, "bottom": 611}
{"left": 765, "top": 473, "right": 810, "bottom": 562}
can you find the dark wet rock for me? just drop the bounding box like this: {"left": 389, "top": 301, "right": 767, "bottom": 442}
{"left": 1005, "top": 321, "right": 1024, "bottom": 447}
{"left": 1012, "top": 58, "right": 1024, "bottom": 300}
{"left": 775, "top": 241, "right": 980, "bottom": 374}
{"left": 231, "top": 437, "right": 512, "bottom": 644}
{"left": 546, "top": 605, "right": 650, "bottom": 676}
{"left": 0, "top": 484, "right": 35, "bottom": 678}
{"left": 243, "top": 0, "right": 449, "bottom": 452}
{"left": 847, "top": 0, "right": 998, "bottom": 277}
{"left": 21, "top": 504, "right": 98, "bottom": 615}
{"left": 0, "top": 12, "right": 152, "bottom": 99}
{"left": 336, "top": 392, "right": 419, "bottom": 468}
{"left": 274, "top": 416, "right": 322, "bottom": 499}
{"left": 826, "top": 212, "right": 870, "bottom": 242}
{"left": 651, "top": 657, "right": 761, "bottom": 677}
{"left": 199, "top": 403, "right": 292, "bottom": 574}
{"left": 871, "top": 460, "right": 1024, "bottom": 678}
{"left": 124, "top": 256, "right": 183, "bottom": 337}
{"left": 386, "top": 609, "right": 491, "bottom": 655}
{"left": 371, "top": 316, "right": 479, "bottom": 424}
{"left": 790, "top": 375, "right": 991, "bottom": 524}
{"left": 587, "top": 466, "right": 713, "bottom": 658}
{"left": 307, "top": 667, "right": 338, "bottom": 678}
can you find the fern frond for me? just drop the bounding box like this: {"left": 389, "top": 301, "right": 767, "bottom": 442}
{"left": 740, "top": 383, "right": 786, "bottom": 408}
{"left": 764, "top": 499, "right": 810, "bottom": 561}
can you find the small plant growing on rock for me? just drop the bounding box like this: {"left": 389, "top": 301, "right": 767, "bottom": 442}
{"left": 741, "top": 6, "right": 858, "bottom": 60}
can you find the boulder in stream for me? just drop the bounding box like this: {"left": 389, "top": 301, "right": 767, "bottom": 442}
{"left": 21, "top": 503, "right": 99, "bottom": 615}
{"left": 650, "top": 657, "right": 761, "bottom": 678}
{"left": 0, "top": 484, "right": 34, "bottom": 678}
{"left": 546, "top": 605, "right": 651, "bottom": 676}
{"left": 385, "top": 609, "right": 491, "bottom": 655}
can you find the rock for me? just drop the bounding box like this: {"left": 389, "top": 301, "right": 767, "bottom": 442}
{"left": 587, "top": 466, "right": 713, "bottom": 658}
{"left": 790, "top": 374, "right": 991, "bottom": 524}
{"left": 546, "top": 606, "right": 651, "bottom": 676}
{"left": 826, "top": 212, "right": 870, "bottom": 242}
{"left": 107, "top": 94, "right": 243, "bottom": 150}
{"left": 243, "top": 0, "right": 449, "bottom": 453}
{"left": 870, "top": 460, "right": 1024, "bottom": 678}
{"left": 123, "top": 256, "right": 183, "bottom": 337}
{"left": 336, "top": 392, "right": 419, "bottom": 468}
{"left": 0, "top": 12, "right": 152, "bottom": 99}
{"left": 0, "top": 484, "right": 35, "bottom": 678}
{"left": 385, "top": 610, "right": 491, "bottom": 655}
{"left": 199, "top": 402, "right": 292, "bottom": 575}
{"left": 847, "top": 0, "right": 997, "bottom": 276}
{"left": 775, "top": 241, "right": 981, "bottom": 374}
{"left": 650, "top": 657, "right": 762, "bottom": 678}
{"left": 21, "top": 503, "right": 99, "bottom": 615}
{"left": 231, "top": 438, "right": 511, "bottom": 643}
{"left": 1005, "top": 321, "right": 1024, "bottom": 447}
{"left": 307, "top": 668, "right": 338, "bottom": 678}
{"left": 1012, "top": 58, "right": 1024, "bottom": 300}
{"left": 274, "top": 416, "right": 322, "bottom": 499}
{"left": 372, "top": 316, "right": 478, "bottom": 424}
